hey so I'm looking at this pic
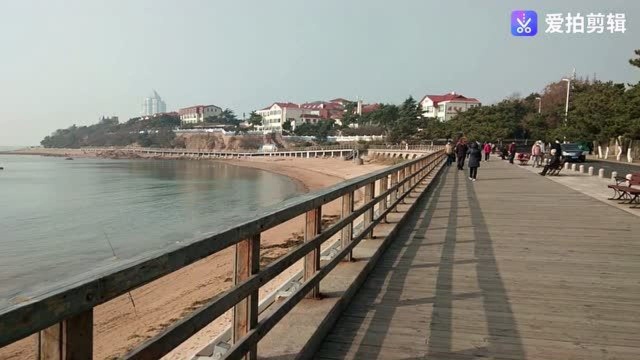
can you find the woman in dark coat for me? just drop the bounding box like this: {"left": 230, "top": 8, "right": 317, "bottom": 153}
{"left": 467, "top": 142, "right": 482, "bottom": 181}
{"left": 455, "top": 140, "right": 468, "bottom": 170}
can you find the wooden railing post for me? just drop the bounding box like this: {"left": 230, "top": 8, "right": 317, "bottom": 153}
{"left": 233, "top": 234, "right": 260, "bottom": 360}
{"left": 341, "top": 192, "right": 354, "bottom": 261}
{"left": 304, "top": 207, "right": 321, "bottom": 299}
{"left": 410, "top": 164, "right": 416, "bottom": 186}
{"left": 399, "top": 168, "right": 407, "bottom": 202}
{"left": 390, "top": 170, "right": 398, "bottom": 206}
{"left": 38, "top": 309, "right": 93, "bottom": 360}
{"left": 364, "top": 182, "right": 375, "bottom": 238}
{"left": 380, "top": 176, "right": 389, "bottom": 222}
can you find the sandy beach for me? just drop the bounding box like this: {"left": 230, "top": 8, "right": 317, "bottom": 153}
{"left": 0, "top": 156, "right": 386, "bottom": 360}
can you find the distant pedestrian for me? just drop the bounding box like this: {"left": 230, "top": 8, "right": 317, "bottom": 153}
{"left": 500, "top": 145, "right": 508, "bottom": 160}
{"left": 483, "top": 142, "right": 492, "bottom": 161}
{"left": 508, "top": 142, "right": 516, "bottom": 164}
{"left": 551, "top": 139, "right": 563, "bottom": 161}
{"left": 540, "top": 149, "right": 561, "bottom": 176}
{"left": 444, "top": 140, "right": 454, "bottom": 166}
{"left": 531, "top": 141, "right": 543, "bottom": 168}
{"left": 455, "top": 139, "right": 468, "bottom": 170}
{"left": 467, "top": 142, "right": 482, "bottom": 181}
{"left": 538, "top": 140, "right": 546, "bottom": 154}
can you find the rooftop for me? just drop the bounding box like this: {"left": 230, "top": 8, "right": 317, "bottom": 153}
{"left": 420, "top": 92, "right": 480, "bottom": 105}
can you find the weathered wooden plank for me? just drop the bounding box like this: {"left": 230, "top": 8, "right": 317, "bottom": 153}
{"left": 38, "top": 309, "right": 92, "bottom": 360}
{"left": 341, "top": 192, "right": 354, "bottom": 262}
{"left": 363, "top": 183, "right": 374, "bottom": 239}
{"left": 389, "top": 170, "right": 398, "bottom": 206}
{"left": 305, "top": 207, "right": 322, "bottom": 299}
{"left": 232, "top": 235, "right": 260, "bottom": 360}
{"left": 379, "top": 176, "right": 388, "bottom": 220}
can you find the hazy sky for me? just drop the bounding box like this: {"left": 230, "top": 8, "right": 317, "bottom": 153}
{"left": 1, "top": 0, "right": 638, "bottom": 146}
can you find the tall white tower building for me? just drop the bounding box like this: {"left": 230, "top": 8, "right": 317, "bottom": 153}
{"left": 142, "top": 90, "right": 167, "bottom": 116}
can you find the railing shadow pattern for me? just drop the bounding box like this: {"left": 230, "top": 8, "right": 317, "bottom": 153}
{"left": 315, "top": 167, "right": 525, "bottom": 359}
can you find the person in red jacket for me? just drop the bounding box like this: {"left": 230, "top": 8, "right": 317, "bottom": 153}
{"left": 483, "top": 142, "right": 492, "bottom": 161}
{"left": 508, "top": 142, "right": 516, "bottom": 164}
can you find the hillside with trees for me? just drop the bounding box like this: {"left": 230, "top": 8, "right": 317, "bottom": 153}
{"left": 41, "top": 114, "right": 181, "bottom": 148}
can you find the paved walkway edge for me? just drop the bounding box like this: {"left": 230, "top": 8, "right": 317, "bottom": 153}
{"left": 516, "top": 162, "right": 640, "bottom": 218}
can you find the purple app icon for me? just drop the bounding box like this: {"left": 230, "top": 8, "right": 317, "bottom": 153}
{"left": 511, "top": 10, "right": 537, "bottom": 36}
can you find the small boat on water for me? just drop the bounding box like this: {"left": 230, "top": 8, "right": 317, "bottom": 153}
{"left": 0, "top": 167, "right": 4, "bottom": 170}
{"left": 65, "top": 157, "right": 74, "bottom": 160}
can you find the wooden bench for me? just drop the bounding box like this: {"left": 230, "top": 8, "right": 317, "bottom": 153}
{"left": 545, "top": 159, "right": 565, "bottom": 176}
{"left": 608, "top": 173, "right": 640, "bottom": 206}
{"left": 517, "top": 153, "right": 531, "bottom": 166}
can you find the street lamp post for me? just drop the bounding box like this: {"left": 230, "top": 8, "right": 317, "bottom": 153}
{"left": 561, "top": 78, "right": 571, "bottom": 125}
{"left": 535, "top": 97, "right": 541, "bottom": 114}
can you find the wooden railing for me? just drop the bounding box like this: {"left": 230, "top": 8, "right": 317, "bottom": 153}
{"left": 0, "top": 150, "right": 445, "bottom": 360}
{"left": 79, "top": 144, "right": 357, "bottom": 154}
{"left": 368, "top": 144, "right": 445, "bottom": 152}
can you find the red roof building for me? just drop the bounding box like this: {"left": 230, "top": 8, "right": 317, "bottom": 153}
{"left": 255, "top": 98, "right": 381, "bottom": 131}
{"left": 419, "top": 92, "right": 481, "bottom": 121}
{"left": 179, "top": 104, "right": 223, "bottom": 124}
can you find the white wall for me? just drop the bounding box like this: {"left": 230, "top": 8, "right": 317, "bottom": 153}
{"left": 421, "top": 98, "right": 480, "bottom": 121}
{"left": 442, "top": 101, "right": 480, "bottom": 121}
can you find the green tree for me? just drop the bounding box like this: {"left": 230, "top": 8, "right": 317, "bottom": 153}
{"left": 565, "top": 81, "right": 626, "bottom": 143}
{"left": 340, "top": 101, "right": 359, "bottom": 127}
{"left": 248, "top": 111, "right": 263, "bottom": 127}
{"left": 388, "top": 97, "right": 422, "bottom": 142}
{"left": 282, "top": 120, "right": 293, "bottom": 134}
{"left": 629, "top": 49, "right": 640, "bottom": 69}
{"left": 220, "top": 108, "right": 239, "bottom": 126}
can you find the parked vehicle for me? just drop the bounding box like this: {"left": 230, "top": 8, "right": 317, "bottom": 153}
{"left": 561, "top": 143, "right": 587, "bottom": 162}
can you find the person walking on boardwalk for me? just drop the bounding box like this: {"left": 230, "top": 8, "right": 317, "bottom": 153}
{"left": 483, "top": 142, "right": 492, "bottom": 161}
{"left": 444, "top": 140, "right": 454, "bottom": 166}
{"left": 531, "top": 141, "right": 543, "bottom": 168}
{"left": 508, "top": 141, "right": 516, "bottom": 164}
{"left": 467, "top": 142, "right": 482, "bottom": 181}
{"left": 455, "top": 139, "right": 468, "bottom": 170}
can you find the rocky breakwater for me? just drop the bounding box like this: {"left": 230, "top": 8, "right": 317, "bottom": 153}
{"left": 95, "top": 149, "right": 143, "bottom": 159}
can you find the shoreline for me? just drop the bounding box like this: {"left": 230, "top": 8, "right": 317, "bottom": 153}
{"left": 0, "top": 156, "right": 386, "bottom": 360}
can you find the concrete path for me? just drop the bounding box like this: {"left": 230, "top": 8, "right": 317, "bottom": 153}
{"left": 315, "top": 160, "right": 640, "bottom": 360}
{"left": 517, "top": 161, "right": 640, "bottom": 218}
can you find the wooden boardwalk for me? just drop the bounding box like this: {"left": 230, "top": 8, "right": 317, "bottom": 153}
{"left": 315, "top": 160, "right": 640, "bottom": 360}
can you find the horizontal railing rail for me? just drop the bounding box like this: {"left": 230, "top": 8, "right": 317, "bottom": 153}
{"left": 368, "top": 144, "right": 445, "bottom": 151}
{"left": 0, "top": 149, "right": 445, "bottom": 360}
{"left": 78, "top": 144, "right": 357, "bottom": 154}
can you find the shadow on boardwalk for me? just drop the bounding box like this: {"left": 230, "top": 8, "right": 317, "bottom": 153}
{"left": 315, "top": 167, "right": 525, "bottom": 359}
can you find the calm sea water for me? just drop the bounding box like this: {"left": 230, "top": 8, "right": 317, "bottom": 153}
{"left": 0, "top": 155, "right": 303, "bottom": 307}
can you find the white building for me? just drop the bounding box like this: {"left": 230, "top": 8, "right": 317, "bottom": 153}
{"left": 256, "top": 103, "right": 308, "bottom": 132}
{"left": 179, "top": 105, "right": 223, "bottom": 124}
{"left": 142, "top": 90, "right": 167, "bottom": 116}
{"left": 420, "top": 92, "right": 481, "bottom": 121}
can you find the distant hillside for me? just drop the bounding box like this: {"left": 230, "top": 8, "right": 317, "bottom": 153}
{"left": 40, "top": 114, "right": 182, "bottom": 148}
